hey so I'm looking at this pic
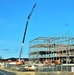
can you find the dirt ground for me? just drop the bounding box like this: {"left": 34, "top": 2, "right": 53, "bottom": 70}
{"left": 0, "top": 67, "right": 74, "bottom": 75}
{"left": 0, "top": 67, "right": 35, "bottom": 75}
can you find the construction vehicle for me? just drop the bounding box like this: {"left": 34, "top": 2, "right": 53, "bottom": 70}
{"left": 16, "top": 3, "right": 36, "bottom": 65}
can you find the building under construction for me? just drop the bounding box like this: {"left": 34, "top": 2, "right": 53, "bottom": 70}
{"left": 29, "top": 35, "right": 74, "bottom": 65}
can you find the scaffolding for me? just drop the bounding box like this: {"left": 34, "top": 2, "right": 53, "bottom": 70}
{"left": 29, "top": 36, "right": 74, "bottom": 64}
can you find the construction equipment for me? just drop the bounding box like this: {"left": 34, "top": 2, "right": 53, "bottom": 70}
{"left": 16, "top": 3, "right": 36, "bottom": 65}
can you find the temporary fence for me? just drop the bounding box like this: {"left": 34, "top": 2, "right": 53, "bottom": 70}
{"left": 35, "top": 64, "right": 74, "bottom": 75}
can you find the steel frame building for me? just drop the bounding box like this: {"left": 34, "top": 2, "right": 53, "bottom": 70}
{"left": 29, "top": 36, "right": 74, "bottom": 64}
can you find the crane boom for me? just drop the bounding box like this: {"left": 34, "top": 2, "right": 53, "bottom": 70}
{"left": 19, "top": 4, "right": 36, "bottom": 61}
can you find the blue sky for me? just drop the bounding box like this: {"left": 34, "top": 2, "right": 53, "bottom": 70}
{"left": 0, "top": 0, "right": 74, "bottom": 59}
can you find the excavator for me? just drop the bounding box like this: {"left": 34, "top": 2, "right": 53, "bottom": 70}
{"left": 16, "top": 3, "right": 36, "bottom": 65}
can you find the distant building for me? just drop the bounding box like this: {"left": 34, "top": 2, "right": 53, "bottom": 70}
{"left": 0, "top": 58, "right": 29, "bottom": 67}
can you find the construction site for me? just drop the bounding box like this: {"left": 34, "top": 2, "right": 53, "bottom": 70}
{"left": 29, "top": 35, "right": 74, "bottom": 65}
{"left": 0, "top": 2, "right": 74, "bottom": 75}
{"left": 29, "top": 34, "right": 74, "bottom": 75}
